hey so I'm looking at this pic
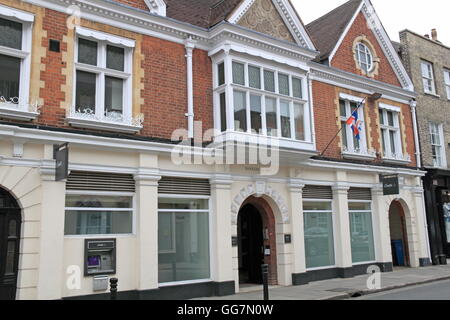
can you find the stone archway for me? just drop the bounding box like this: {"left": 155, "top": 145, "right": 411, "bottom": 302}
{"left": 389, "top": 200, "right": 411, "bottom": 267}
{"left": 237, "top": 196, "right": 278, "bottom": 286}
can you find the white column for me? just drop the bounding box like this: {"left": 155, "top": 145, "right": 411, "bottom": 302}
{"left": 209, "top": 175, "right": 234, "bottom": 293}
{"left": 371, "top": 187, "right": 393, "bottom": 264}
{"left": 411, "top": 187, "right": 430, "bottom": 267}
{"left": 289, "top": 180, "right": 306, "bottom": 276}
{"left": 36, "top": 147, "right": 66, "bottom": 300}
{"left": 185, "top": 37, "right": 196, "bottom": 139}
{"left": 134, "top": 153, "right": 160, "bottom": 291}
{"left": 333, "top": 185, "right": 352, "bottom": 269}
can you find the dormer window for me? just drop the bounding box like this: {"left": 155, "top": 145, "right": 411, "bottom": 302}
{"left": 355, "top": 42, "right": 373, "bottom": 74}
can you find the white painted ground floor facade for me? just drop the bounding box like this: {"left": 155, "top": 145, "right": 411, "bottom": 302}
{"left": 0, "top": 126, "right": 431, "bottom": 300}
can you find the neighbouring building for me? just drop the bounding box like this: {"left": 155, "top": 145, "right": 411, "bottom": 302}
{"left": 397, "top": 29, "right": 450, "bottom": 265}
{"left": 0, "top": 0, "right": 430, "bottom": 300}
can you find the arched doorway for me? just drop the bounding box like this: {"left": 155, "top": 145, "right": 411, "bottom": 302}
{"left": 0, "top": 187, "right": 21, "bottom": 300}
{"left": 389, "top": 201, "right": 410, "bottom": 267}
{"left": 237, "top": 196, "right": 278, "bottom": 286}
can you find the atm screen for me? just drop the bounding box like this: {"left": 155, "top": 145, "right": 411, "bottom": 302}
{"left": 87, "top": 255, "right": 101, "bottom": 267}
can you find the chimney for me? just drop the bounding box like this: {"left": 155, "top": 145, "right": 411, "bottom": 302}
{"left": 431, "top": 28, "right": 438, "bottom": 41}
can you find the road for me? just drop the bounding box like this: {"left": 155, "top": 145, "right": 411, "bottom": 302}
{"left": 353, "top": 279, "right": 450, "bottom": 300}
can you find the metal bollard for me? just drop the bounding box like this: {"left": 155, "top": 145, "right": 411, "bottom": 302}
{"left": 110, "top": 278, "right": 118, "bottom": 300}
{"left": 261, "top": 264, "right": 269, "bottom": 301}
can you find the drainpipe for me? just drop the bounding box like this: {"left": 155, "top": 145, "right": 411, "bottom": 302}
{"left": 410, "top": 99, "right": 432, "bottom": 264}
{"left": 185, "top": 37, "right": 196, "bottom": 140}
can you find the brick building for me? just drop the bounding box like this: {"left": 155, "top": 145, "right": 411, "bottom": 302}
{"left": 0, "top": 0, "right": 430, "bottom": 300}
{"left": 397, "top": 29, "right": 450, "bottom": 265}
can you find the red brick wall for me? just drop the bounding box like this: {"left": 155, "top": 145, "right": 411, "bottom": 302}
{"left": 331, "top": 12, "right": 402, "bottom": 87}
{"left": 113, "top": 0, "right": 149, "bottom": 11}
{"left": 39, "top": 8, "right": 68, "bottom": 127}
{"left": 312, "top": 80, "right": 417, "bottom": 167}
{"left": 193, "top": 49, "right": 213, "bottom": 140}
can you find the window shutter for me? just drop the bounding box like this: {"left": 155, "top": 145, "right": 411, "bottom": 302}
{"left": 303, "top": 185, "right": 333, "bottom": 200}
{"left": 158, "top": 177, "right": 211, "bottom": 196}
{"left": 348, "top": 187, "right": 372, "bottom": 201}
{"left": 66, "top": 171, "right": 135, "bottom": 192}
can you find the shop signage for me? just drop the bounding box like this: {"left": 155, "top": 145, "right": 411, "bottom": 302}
{"left": 381, "top": 174, "right": 399, "bottom": 196}
{"left": 54, "top": 143, "right": 69, "bottom": 181}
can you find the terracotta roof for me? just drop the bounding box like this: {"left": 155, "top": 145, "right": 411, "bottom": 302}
{"left": 165, "top": 0, "right": 243, "bottom": 29}
{"left": 306, "top": 0, "right": 362, "bottom": 62}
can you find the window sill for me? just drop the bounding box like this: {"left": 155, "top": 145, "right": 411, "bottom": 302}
{"left": 382, "top": 156, "right": 411, "bottom": 165}
{"left": 0, "top": 104, "right": 40, "bottom": 121}
{"left": 66, "top": 111, "right": 143, "bottom": 134}
{"left": 424, "top": 92, "right": 441, "bottom": 99}
{"left": 342, "top": 150, "right": 377, "bottom": 161}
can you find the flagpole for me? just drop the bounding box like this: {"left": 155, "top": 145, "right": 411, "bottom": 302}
{"left": 318, "top": 97, "right": 367, "bottom": 157}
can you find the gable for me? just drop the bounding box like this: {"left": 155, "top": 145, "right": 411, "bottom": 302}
{"left": 331, "top": 11, "right": 401, "bottom": 87}
{"left": 237, "top": 0, "right": 296, "bottom": 43}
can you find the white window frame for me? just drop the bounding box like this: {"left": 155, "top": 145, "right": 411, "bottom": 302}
{"left": 339, "top": 94, "right": 374, "bottom": 160}
{"left": 421, "top": 60, "right": 437, "bottom": 95}
{"left": 348, "top": 199, "right": 376, "bottom": 265}
{"left": 68, "top": 27, "right": 140, "bottom": 133}
{"left": 0, "top": 5, "right": 38, "bottom": 121}
{"left": 64, "top": 190, "right": 136, "bottom": 238}
{"left": 303, "top": 199, "right": 337, "bottom": 271}
{"left": 444, "top": 69, "right": 450, "bottom": 100}
{"left": 379, "top": 104, "right": 406, "bottom": 163}
{"left": 355, "top": 42, "right": 373, "bottom": 74}
{"left": 430, "top": 122, "right": 447, "bottom": 168}
{"left": 157, "top": 194, "right": 213, "bottom": 287}
{"left": 212, "top": 55, "right": 312, "bottom": 144}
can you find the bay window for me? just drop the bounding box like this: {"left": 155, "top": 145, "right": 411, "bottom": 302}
{"left": 158, "top": 197, "right": 210, "bottom": 284}
{"left": 214, "top": 57, "right": 310, "bottom": 144}
{"left": 0, "top": 7, "right": 37, "bottom": 120}
{"left": 69, "top": 27, "right": 141, "bottom": 132}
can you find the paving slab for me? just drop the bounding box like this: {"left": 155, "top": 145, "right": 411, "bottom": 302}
{"left": 194, "top": 263, "right": 450, "bottom": 300}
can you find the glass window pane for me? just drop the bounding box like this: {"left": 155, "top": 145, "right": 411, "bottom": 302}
{"left": 220, "top": 92, "right": 226, "bottom": 132}
{"left": 5, "top": 241, "right": 16, "bottom": 274}
{"left": 294, "top": 103, "right": 304, "bottom": 140}
{"left": 78, "top": 38, "right": 98, "bottom": 66}
{"left": 349, "top": 202, "right": 371, "bottom": 211}
{"left": 106, "top": 45, "right": 125, "bottom": 71}
{"left": 232, "top": 62, "right": 245, "bottom": 85}
{"left": 387, "top": 111, "right": 394, "bottom": 126}
{"left": 218, "top": 63, "right": 225, "bottom": 86}
{"left": 158, "top": 211, "right": 210, "bottom": 283}
{"left": 248, "top": 66, "right": 261, "bottom": 89}
{"left": 233, "top": 90, "right": 247, "bottom": 132}
{"left": 105, "top": 76, "right": 124, "bottom": 114}
{"left": 158, "top": 213, "right": 174, "bottom": 252}
{"left": 158, "top": 198, "right": 208, "bottom": 210}
{"left": 339, "top": 100, "right": 347, "bottom": 117}
{"left": 75, "top": 71, "right": 96, "bottom": 113}
{"left": 379, "top": 109, "right": 384, "bottom": 125}
{"left": 350, "top": 211, "right": 375, "bottom": 263}
{"left": 304, "top": 212, "right": 335, "bottom": 268}
{"left": 8, "top": 220, "right": 17, "bottom": 237}
{"left": 341, "top": 121, "right": 348, "bottom": 148}
{"left": 265, "top": 97, "right": 278, "bottom": 137}
{"left": 250, "top": 94, "right": 262, "bottom": 134}
{"left": 292, "top": 78, "right": 302, "bottom": 98}
{"left": 389, "top": 130, "right": 396, "bottom": 154}
{"left": 280, "top": 100, "right": 291, "bottom": 138}
{"left": 0, "top": 17, "right": 22, "bottom": 50}
{"left": 0, "top": 54, "right": 20, "bottom": 102}
{"left": 66, "top": 195, "right": 132, "bottom": 208}
{"left": 381, "top": 129, "right": 387, "bottom": 155}
{"left": 303, "top": 202, "right": 332, "bottom": 211}
{"left": 64, "top": 210, "right": 132, "bottom": 235}
{"left": 278, "top": 73, "right": 289, "bottom": 96}
{"left": 264, "top": 70, "right": 275, "bottom": 92}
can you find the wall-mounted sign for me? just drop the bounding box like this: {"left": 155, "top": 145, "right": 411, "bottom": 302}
{"left": 54, "top": 143, "right": 69, "bottom": 181}
{"left": 284, "top": 234, "right": 292, "bottom": 244}
{"left": 381, "top": 174, "right": 399, "bottom": 196}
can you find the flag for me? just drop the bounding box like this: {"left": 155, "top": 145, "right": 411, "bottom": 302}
{"left": 346, "top": 109, "right": 362, "bottom": 141}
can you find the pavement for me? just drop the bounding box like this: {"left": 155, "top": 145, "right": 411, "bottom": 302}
{"left": 195, "top": 263, "right": 450, "bottom": 300}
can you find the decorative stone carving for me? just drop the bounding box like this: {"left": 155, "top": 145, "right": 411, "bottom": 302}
{"left": 230, "top": 183, "right": 290, "bottom": 225}
{"left": 238, "top": 0, "right": 296, "bottom": 43}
